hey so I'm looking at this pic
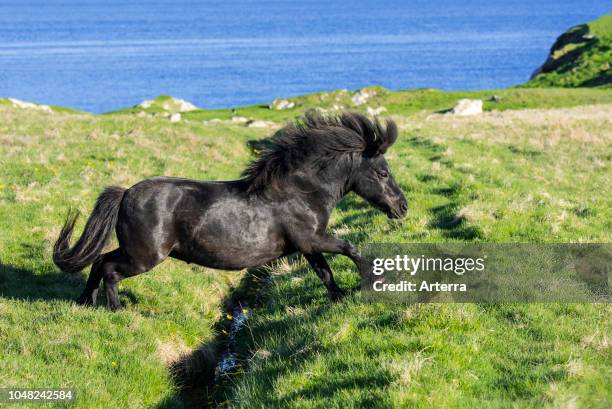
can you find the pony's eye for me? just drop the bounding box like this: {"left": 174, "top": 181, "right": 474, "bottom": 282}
{"left": 378, "top": 170, "right": 389, "bottom": 178}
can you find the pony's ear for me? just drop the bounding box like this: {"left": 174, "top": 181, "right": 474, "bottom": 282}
{"left": 367, "top": 118, "right": 398, "bottom": 156}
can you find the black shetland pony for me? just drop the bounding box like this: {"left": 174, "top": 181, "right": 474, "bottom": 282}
{"left": 53, "top": 112, "right": 407, "bottom": 309}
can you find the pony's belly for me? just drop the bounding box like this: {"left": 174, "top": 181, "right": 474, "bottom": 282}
{"left": 173, "top": 241, "right": 286, "bottom": 270}
{"left": 175, "top": 200, "right": 287, "bottom": 269}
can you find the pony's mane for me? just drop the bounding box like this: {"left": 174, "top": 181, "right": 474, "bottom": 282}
{"left": 241, "top": 111, "right": 397, "bottom": 192}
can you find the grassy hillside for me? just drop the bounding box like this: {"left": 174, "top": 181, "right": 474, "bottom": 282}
{"left": 224, "top": 104, "right": 612, "bottom": 408}
{"left": 526, "top": 14, "right": 612, "bottom": 88}
{"left": 110, "top": 87, "right": 612, "bottom": 122}
{"left": 1, "top": 90, "right": 611, "bottom": 408}
{"left": 0, "top": 107, "right": 269, "bottom": 408}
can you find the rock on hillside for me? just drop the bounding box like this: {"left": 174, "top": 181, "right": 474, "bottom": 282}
{"left": 449, "top": 99, "right": 483, "bottom": 116}
{"left": 351, "top": 87, "right": 378, "bottom": 106}
{"left": 269, "top": 98, "right": 295, "bottom": 110}
{"left": 5, "top": 98, "right": 53, "bottom": 112}
{"left": 134, "top": 96, "right": 200, "bottom": 115}
{"left": 246, "top": 119, "right": 279, "bottom": 129}
{"left": 527, "top": 14, "right": 611, "bottom": 87}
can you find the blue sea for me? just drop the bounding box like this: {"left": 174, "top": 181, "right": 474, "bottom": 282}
{"left": 0, "top": 1, "right": 609, "bottom": 113}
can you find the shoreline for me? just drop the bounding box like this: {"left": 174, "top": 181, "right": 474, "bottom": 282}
{"left": 2, "top": 86, "right": 611, "bottom": 119}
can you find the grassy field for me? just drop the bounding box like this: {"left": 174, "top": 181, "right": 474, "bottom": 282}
{"left": 0, "top": 88, "right": 611, "bottom": 408}
{"left": 0, "top": 108, "right": 265, "bottom": 407}
{"left": 110, "top": 87, "right": 612, "bottom": 122}
{"left": 224, "top": 103, "right": 612, "bottom": 408}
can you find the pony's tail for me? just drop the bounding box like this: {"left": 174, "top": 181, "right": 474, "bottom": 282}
{"left": 53, "top": 186, "right": 126, "bottom": 273}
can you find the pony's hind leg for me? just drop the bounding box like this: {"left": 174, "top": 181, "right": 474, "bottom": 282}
{"left": 100, "top": 248, "right": 165, "bottom": 310}
{"left": 76, "top": 250, "right": 119, "bottom": 306}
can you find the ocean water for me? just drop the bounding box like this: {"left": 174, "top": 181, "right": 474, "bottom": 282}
{"left": 0, "top": 1, "right": 609, "bottom": 113}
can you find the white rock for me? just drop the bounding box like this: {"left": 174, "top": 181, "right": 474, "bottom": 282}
{"left": 177, "top": 99, "right": 198, "bottom": 112}
{"left": 247, "top": 120, "right": 277, "bottom": 128}
{"left": 8, "top": 98, "right": 52, "bottom": 112}
{"left": 139, "top": 99, "right": 154, "bottom": 109}
{"left": 450, "top": 99, "right": 483, "bottom": 116}
{"left": 351, "top": 88, "right": 377, "bottom": 106}
{"left": 169, "top": 113, "right": 181, "bottom": 123}
{"left": 367, "top": 106, "right": 387, "bottom": 116}
{"left": 160, "top": 97, "right": 199, "bottom": 112}
{"left": 270, "top": 98, "right": 295, "bottom": 110}
{"left": 136, "top": 111, "right": 147, "bottom": 117}
{"left": 351, "top": 94, "right": 367, "bottom": 106}
{"left": 231, "top": 116, "right": 249, "bottom": 124}
{"left": 203, "top": 118, "right": 222, "bottom": 125}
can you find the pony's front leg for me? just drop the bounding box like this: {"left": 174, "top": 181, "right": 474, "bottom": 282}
{"left": 308, "top": 235, "right": 373, "bottom": 279}
{"left": 303, "top": 253, "right": 346, "bottom": 301}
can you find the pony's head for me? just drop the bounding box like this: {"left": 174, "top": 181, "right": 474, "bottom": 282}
{"left": 242, "top": 111, "right": 407, "bottom": 219}
{"left": 344, "top": 114, "right": 407, "bottom": 219}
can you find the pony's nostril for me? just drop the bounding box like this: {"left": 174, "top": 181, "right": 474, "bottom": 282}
{"left": 400, "top": 201, "right": 408, "bottom": 213}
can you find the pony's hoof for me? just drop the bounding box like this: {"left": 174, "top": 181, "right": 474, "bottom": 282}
{"left": 76, "top": 289, "right": 98, "bottom": 306}
{"left": 76, "top": 296, "right": 92, "bottom": 306}
{"left": 359, "top": 261, "right": 374, "bottom": 280}
{"left": 328, "top": 289, "right": 346, "bottom": 302}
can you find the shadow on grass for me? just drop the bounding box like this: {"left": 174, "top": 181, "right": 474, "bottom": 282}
{"left": 429, "top": 202, "right": 483, "bottom": 241}
{"left": 0, "top": 241, "right": 84, "bottom": 302}
{"left": 156, "top": 257, "right": 368, "bottom": 408}
{"left": 156, "top": 266, "right": 278, "bottom": 409}
{"left": 335, "top": 194, "right": 380, "bottom": 243}
{"left": 406, "top": 136, "right": 446, "bottom": 153}
{"left": 0, "top": 262, "right": 138, "bottom": 307}
{"left": 0, "top": 263, "right": 85, "bottom": 302}
{"left": 210, "top": 261, "right": 397, "bottom": 407}
{"left": 428, "top": 179, "right": 484, "bottom": 241}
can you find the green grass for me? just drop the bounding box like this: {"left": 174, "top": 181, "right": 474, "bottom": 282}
{"left": 1, "top": 89, "right": 611, "bottom": 408}
{"left": 110, "top": 87, "right": 612, "bottom": 123}
{"left": 223, "top": 103, "right": 612, "bottom": 408}
{"left": 525, "top": 14, "right": 612, "bottom": 88}
{"left": 0, "top": 108, "right": 269, "bottom": 408}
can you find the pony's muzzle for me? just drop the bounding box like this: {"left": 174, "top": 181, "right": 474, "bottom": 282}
{"left": 399, "top": 199, "right": 408, "bottom": 216}
{"left": 388, "top": 197, "right": 408, "bottom": 219}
